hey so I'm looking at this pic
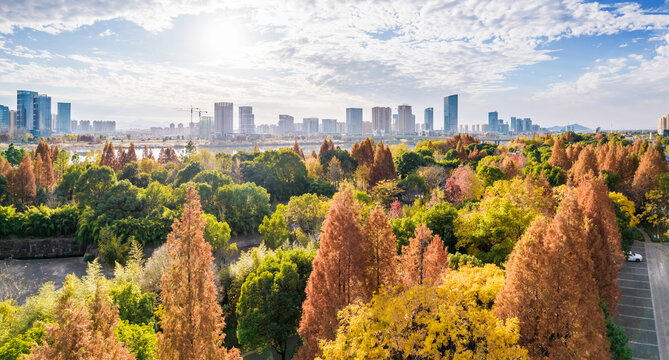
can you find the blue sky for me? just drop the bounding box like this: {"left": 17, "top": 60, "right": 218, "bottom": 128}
{"left": 1, "top": 0, "right": 669, "bottom": 130}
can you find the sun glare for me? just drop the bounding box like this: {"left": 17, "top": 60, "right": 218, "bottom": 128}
{"left": 197, "top": 21, "right": 245, "bottom": 60}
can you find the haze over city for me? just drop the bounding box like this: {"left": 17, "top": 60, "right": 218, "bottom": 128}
{"left": 1, "top": 0, "right": 669, "bottom": 130}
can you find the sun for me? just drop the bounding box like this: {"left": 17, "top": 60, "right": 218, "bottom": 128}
{"left": 197, "top": 21, "right": 246, "bottom": 60}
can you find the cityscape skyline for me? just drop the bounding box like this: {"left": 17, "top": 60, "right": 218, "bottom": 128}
{"left": 1, "top": 1, "right": 669, "bottom": 130}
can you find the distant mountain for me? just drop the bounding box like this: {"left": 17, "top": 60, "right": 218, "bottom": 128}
{"left": 545, "top": 124, "right": 592, "bottom": 133}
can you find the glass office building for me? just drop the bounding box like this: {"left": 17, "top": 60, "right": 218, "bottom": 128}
{"left": 424, "top": 107, "right": 433, "bottom": 132}
{"left": 17, "top": 90, "right": 37, "bottom": 132}
{"left": 346, "top": 108, "right": 363, "bottom": 135}
{"left": 57, "top": 102, "right": 71, "bottom": 133}
{"left": 444, "top": 94, "right": 458, "bottom": 133}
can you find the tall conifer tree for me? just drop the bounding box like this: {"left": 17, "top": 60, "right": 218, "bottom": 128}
{"left": 158, "top": 188, "right": 240, "bottom": 360}
{"left": 296, "top": 185, "right": 369, "bottom": 360}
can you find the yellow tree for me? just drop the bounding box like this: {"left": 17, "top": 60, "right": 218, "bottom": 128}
{"left": 320, "top": 265, "right": 528, "bottom": 360}
{"left": 157, "top": 188, "right": 240, "bottom": 360}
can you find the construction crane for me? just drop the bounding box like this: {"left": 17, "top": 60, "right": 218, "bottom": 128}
{"left": 176, "top": 106, "right": 208, "bottom": 125}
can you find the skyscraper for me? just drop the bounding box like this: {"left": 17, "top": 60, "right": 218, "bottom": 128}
{"left": 239, "top": 106, "right": 255, "bottom": 134}
{"left": 214, "top": 102, "right": 233, "bottom": 135}
{"left": 424, "top": 107, "right": 433, "bottom": 131}
{"left": 346, "top": 108, "right": 363, "bottom": 135}
{"left": 523, "top": 118, "right": 532, "bottom": 133}
{"left": 304, "top": 118, "right": 319, "bottom": 134}
{"left": 16, "top": 90, "right": 37, "bottom": 133}
{"left": 0, "top": 105, "right": 9, "bottom": 133}
{"left": 199, "top": 115, "right": 213, "bottom": 137}
{"left": 57, "top": 102, "right": 71, "bottom": 133}
{"left": 278, "top": 114, "right": 294, "bottom": 134}
{"left": 372, "top": 106, "right": 391, "bottom": 135}
{"left": 444, "top": 94, "right": 458, "bottom": 133}
{"left": 34, "top": 94, "right": 52, "bottom": 136}
{"left": 397, "top": 105, "right": 414, "bottom": 135}
{"left": 488, "top": 111, "right": 498, "bottom": 132}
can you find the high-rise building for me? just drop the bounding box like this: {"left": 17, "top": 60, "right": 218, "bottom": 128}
{"left": 424, "top": 107, "right": 433, "bottom": 132}
{"left": 56, "top": 102, "right": 71, "bottom": 133}
{"left": 659, "top": 114, "right": 669, "bottom": 136}
{"left": 488, "top": 111, "right": 498, "bottom": 132}
{"left": 321, "top": 119, "right": 337, "bottom": 134}
{"left": 16, "top": 90, "right": 37, "bottom": 133}
{"left": 278, "top": 114, "right": 294, "bottom": 134}
{"left": 239, "top": 106, "right": 255, "bottom": 134}
{"left": 214, "top": 102, "right": 233, "bottom": 135}
{"left": 392, "top": 114, "right": 398, "bottom": 132}
{"left": 444, "top": 94, "right": 458, "bottom": 133}
{"left": 34, "top": 94, "right": 52, "bottom": 136}
{"left": 523, "top": 118, "right": 532, "bottom": 133}
{"left": 304, "top": 117, "right": 319, "bottom": 134}
{"left": 9, "top": 110, "right": 16, "bottom": 134}
{"left": 510, "top": 117, "right": 518, "bottom": 132}
{"left": 199, "top": 115, "right": 213, "bottom": 137}
{"left": 0, "top": 105, "right": 9, "bottom": 133}
{"left": 398, "top": 105, "right": 414, "bottom": 135}
{"left": 92, "top": 120, "right": 116, "bottom": 133}
{"left": 346, "top": 108, "right": 363, "bottom": 135}
{"left": 372, "top": 106, "right": 391, "bottom": 135}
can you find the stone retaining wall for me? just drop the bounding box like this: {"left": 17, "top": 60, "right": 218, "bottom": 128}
{"left": 0, "top": 237, "right": 86, "bottom": 259}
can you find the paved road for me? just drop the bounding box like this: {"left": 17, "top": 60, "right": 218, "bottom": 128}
{"left": 646, "top": 241, "right": 669, "bottom": 360}
{"left": 615, "top": 239, "right": 669, "bottom": 360}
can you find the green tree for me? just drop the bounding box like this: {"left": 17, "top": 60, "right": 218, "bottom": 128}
{"left": 95, "top": 180, "right": 145, "bottom": 220}
{"left": 110, "top": 282, "right": 156, "bottom": 325}
{"left": 202, "top": 213, "right": 237, "bottom": 257}
{"left": 174, "top": 162, "right": 203, "bottom": 186}
{"left": 395, "top": 151, "right": 425, "bottom": 178}
{"left": 216, "top": 182, "right": 271, "bottom": 236}
{"left": 237, "top": 261, "right": 303, "bottom": 360}
{"left": 283, "top": 194, "right": 328, "bottom": 237}
{"left": 258, "top": 205, "right": 291, "bottom": 250}
{"left": 74, "top": 165, "right": 117, "bottom": 208}
{"left": 116, "top": 321, "right": 157, "bottom": 360}
{"left": 1, "top": 144, "right": 26, "bottom": 167}
{"left": 476, "top": 165, "right": 506, "bottom": 187}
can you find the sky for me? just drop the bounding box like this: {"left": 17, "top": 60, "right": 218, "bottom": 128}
{"left": 1, "top": 0, "right": 669, "bottom": 131}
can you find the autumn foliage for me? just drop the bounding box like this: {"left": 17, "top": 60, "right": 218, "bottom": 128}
{"left": 157, "top": 187, "right": 240, "bottom": 360}
{"left": 399, "top": 224, "right": 449, "bottom": 287}
{"left": 27, "top": 285, "right": 135, "bottom": 360}
{"left": 296, "top": 185, "right": 370, "bottom": 360}
{"left": 364, "top": 206, "right": 398, "bottom": 291}
{"left": 632, "top": 142, "right": 668, "bottom": 204}
{"left": 495, "top": 193, "right": 611, "bottom": 359}
{"left": 368, "top": 141, "right": 396, "bottom": 187}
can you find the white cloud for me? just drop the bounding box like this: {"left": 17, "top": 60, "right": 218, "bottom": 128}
{"left": 98, "top": 29, "right": 114, "bottom": 37}
{"left": 0, "top": 1, "right": 669, "bottom": 128}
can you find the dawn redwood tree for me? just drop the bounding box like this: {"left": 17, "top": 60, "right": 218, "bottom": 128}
{"left": 27, "top": 285, "right": 135, "bottom": 360}
{"left": 632, "top": 142, "right": 668, "bottom": 205}
{"left": 549, "top": 137, "right": 570, "bottom": 170}
{"left": 351, "top": 138, "right": 375, "bottom": 168}
{"left": 158, "top": 147, "right": 178, "bottom": 164}
{"left": 364, "top": 206, "right": 398, "bottom": 291}
{"left": 295, "top": 185, "right": 370, "bottom": 360}
{"left": 369, "top": 141, "right": 396, "bottom": 187}
{"left": 399, "top": 224, "right": 448, "bottom": 287}
{"left": 12, "top": 154, "right": 36, "bottom": 205}
{"left": 570, "top": 146, "right": 598, "bottom": 184}
{"left": 125, "top": 143, "right": 138, "bottom": 163}
{"left": 142, "top": 145, "right": 154, "bottom": 159}
{"left": 100, "top": 141, "right": 116, "bottom": 168}
{"left": 157, "top": 187, "right": 240, "bottom": 360}
{"left": 577, "top": 177, "right": 624, "bottom": 313}
{"left": 291, "top": 140, "right": 305, "bottom": 160}
{"left": 35, "top": 140, "right": 55, "bottom": 188}
{"left": 318, "top": 139, "right": 334, "bottom": 159}
{"left": 495, "top": 194, "right": 610, "bottom": 359}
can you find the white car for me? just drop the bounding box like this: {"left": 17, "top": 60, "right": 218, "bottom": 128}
{"left": 626, "top": 252, "right": 643, "bottom": 262}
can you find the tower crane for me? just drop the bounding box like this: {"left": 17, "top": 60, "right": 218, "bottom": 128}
{"left": 176, "top": 106, "right": 208, "bottom": 125}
